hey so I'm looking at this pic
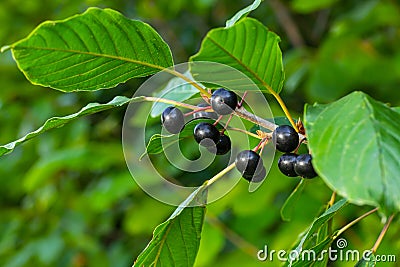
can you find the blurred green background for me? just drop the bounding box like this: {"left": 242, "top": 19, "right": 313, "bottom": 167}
{"left": 1, "top": 0, "right": 399, "bottom": 266}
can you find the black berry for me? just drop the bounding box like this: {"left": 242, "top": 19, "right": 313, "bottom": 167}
{"left": 161, "top": 106, "right": 185, "bottom": 134}
{"left": 208, "top": 134, "right": 231, "bottom": 155}
{"left": 193, "top": 122, "right": 220, "bottom": 147}
{"left": 193, "top": 103, "right": 218, "bottom": 119}
{"left": 210, "top": 88, "right": 238, "bottom": 115}
{"left": 278, "top": 153, "right": 298, "bottom": 177}
{"left": 294, "top": 154, "right": 317, "bottom": 178}
{"left": 235, "top": 150, "right": 264, "bottom": 177}
{"left": 243, "top": 166, "right": 266, "bottom": 183}
{"left": 273, "top": 125, "right": 299, "bottom": 152}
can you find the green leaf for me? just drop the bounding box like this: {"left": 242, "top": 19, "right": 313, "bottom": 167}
{"left": 140, "top": 134, "right": 174, "bottom": 159}
{"left": 291, "top": 0, "right": 339, "bottom": 13}
{"left": 289, "top": 237, "right": 333, "bottom": 267}
{"left": 313, "top": 202, "right": 335, "bottom": 266}
{"left": 291, "top": 198, "right": 347, "bottom": 261}
{"left": 190, "top": 18, "right": 284, "bottom": 94}
{"left": 225, "top": 0, "right": 262, "bottom": 28}
{"left": 150, "top": 71, "right": 198, "bottom": 117}
{"left": 134, "top": 186, "right": 207, "bottom": 267}
{"left": 281, "top": 179, "right": 306, "bottom": 221}
{"left": 5, "top": 8, "right": 173, "bottom": 92}
{"left": 0, "top": 96, "right": 141, "bottom": 156}
{"left": 354, "top": 252, "right": 376, "bottom": 267}
{"left": 305, "top": 91, "right": 400, "bottom": 214}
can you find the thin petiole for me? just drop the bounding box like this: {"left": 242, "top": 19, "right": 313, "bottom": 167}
{"left": 334, "top": 207, "right": 378, "bottom": 239}
{"left": 371, "top": 214, "right": 395, "bottom": 253}
{"left": 327, "top": 191, "right": 337, "bottom": 208}
{"left": 143, "top": 96, "right": 199, "bottom": 110}
{"left": 261, "top": 82, "right": 299, "bottom": 132}
{"left": 163, "top": 68, "right": 210, "bottom": 97}
{"left": 206, "top": 162, "right": 236, "bottom": 187}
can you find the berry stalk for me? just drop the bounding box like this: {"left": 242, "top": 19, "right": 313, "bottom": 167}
{"left": 184, "top": 105, "right": 212, "bottom": 117}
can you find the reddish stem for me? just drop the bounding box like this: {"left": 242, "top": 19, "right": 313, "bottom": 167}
{"left": 221, "top": 113, "right": 234, "bottom": 135}
{"left": 237, "top": 91, "right": 248, "bottom": 108}
{"left": 253, "top": 138, "right": 267, "bottom": 152}
{"left": 213, "top": 115, "right": 223, "bottom": 126}
{"left": 184, "top": 105, "right": 212, "bottom": 117}
{"left": 293, "top": 137, "right": 307, "bottom": 153}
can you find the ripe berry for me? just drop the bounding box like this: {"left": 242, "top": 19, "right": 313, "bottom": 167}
{"left": 161, "top": 106, "right": 185, "bottom": 134}
{"left": 278, "top": 153, "right": 298, "bottom": 177}
{"left": 243, "top": 166, "right": 266, "bottom": 183}
{"left": 193, "top": 122, "right": 220, "bottom": 147}
{"left": 210, "top": 88, "right": 238, "bottom": 115}
{"left": 235, "top": 150, "right": 264, "bottom": 177}
{"left": 207, "top": 134, "right": 231, "bottom": 155}
{"left": 294, "top": 154, "right": 317, "bottom": 178}
{"left": 273, "top": 125, "right": 299, "bottom": 152}
{"left": 193, "top": 103, "right": 218, "bottom": 119}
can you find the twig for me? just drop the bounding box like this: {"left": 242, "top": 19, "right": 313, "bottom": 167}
{"left": 141, "top": 96, "right": 306, "bottom": 141}
{"left": 206, "top": 213, "right": 259, "bottom": 257}
{"left": 269, "top": 0, "right": 305, "bottom": 48}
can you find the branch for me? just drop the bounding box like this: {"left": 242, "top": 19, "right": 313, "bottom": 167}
{"left": 142, "top": 97, "right": 307, "bottom": 140}
{"left": 269, "top": 0, "right": 305, "bottom": 48}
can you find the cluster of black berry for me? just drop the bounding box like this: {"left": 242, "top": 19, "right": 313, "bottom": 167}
{"left": 273, "top": 125, "right": 317, "bottom": 179}
{"left": 161, "top": 88, "right": 236, "bottom": 154}
{"left": 160, "top": 88, "right": 267, "bottom": 183}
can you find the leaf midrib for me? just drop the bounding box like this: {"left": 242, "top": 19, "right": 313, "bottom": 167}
{"left": 12, "top": 45, "right": 167, "bottom": 71}
{"left": 153, "top": 220, "right": 174, "bottom": 266}
{"left": 207, "top": 29, "right": 277, "bottom": 94}
{"left": 364, "top": 96, "right": 388, "bottom": 207}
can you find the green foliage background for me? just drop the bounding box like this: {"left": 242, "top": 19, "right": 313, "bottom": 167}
{"left": 0, "top": 0, "right": 399, "bottom": 266}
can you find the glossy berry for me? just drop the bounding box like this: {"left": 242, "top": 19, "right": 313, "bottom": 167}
{"left": 161, "top": 106, "right": 185, "bottom": 134}
{"left": 273, "top": 125, "right": 299, "bottom": 152}
{"left": 294, "top": 154, "right": 317, "bottom": 178}
{"left": 243, "top": 166, "right": 266, "bottom": 183}
{"left": 193, "top": 122, "right": 220, "bottom": 147}
{"left": 210, "top": 88, "right": 238, "bottom": 115}
{"left": 235, "top": 150, "right": 264, "bottom": 177}
{"left": 208, "top": 134, "right": 231, "bottom": 155}
{"left": 278, "top": 153, "right": 298, "bottom": 177}
{"left": 193, "top": 103, "right": 218, "bottom": 119}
